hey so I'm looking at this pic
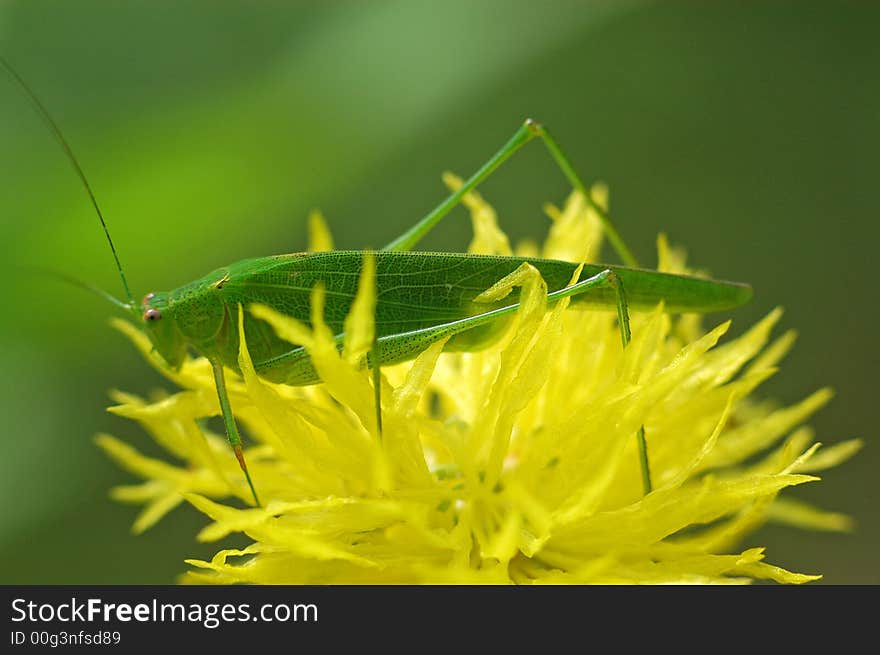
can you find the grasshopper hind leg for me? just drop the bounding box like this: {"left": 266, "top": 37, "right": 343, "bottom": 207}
{"left": 596, "top": 270, "right": 653, "bottom": 495}
{"left": 383, "top": 119, "right": 639, "bottom": 268}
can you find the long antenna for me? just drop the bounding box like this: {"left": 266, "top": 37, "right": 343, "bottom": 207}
{"left": 24, "top": 266, "right": 130, "bottom": 310}
{"left": 1, "top": 55, "right": 135, "bottom": 307}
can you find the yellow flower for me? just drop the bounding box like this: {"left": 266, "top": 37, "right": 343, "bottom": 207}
{"left": 98, "top": 179, "right": 859, "bottom": 584}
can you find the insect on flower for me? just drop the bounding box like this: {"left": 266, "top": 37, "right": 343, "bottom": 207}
{"left": 2, "top": 57, "right": 752, "bottom": 507}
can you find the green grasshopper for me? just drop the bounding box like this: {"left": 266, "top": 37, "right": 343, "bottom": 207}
{"left": 4, "top": 58, "right": 752, "bottom": 507}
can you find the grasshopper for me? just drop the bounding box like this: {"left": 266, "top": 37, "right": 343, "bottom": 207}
{"left": 3, "top": 57, "right": 751, "bottom": 506}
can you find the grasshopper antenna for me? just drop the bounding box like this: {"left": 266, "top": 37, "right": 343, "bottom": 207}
{"left": 24, "top": 266, "right": 131, "bottom": 311}
{"left": 1, "top": 56, "right": 136, "bottom": 309}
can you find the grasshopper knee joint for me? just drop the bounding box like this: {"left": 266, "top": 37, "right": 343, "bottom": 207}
{"left": 524, "top": 117, "right": 544, "bottom": 135}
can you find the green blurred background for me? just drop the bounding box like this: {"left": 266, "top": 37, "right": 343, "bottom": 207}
{"left": 0, "top": 0, "right": 876, "bottom": 584}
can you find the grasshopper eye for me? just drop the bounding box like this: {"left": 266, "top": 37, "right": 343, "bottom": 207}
{"left": 143, "top": 308, "right": 162, "bottom": 322}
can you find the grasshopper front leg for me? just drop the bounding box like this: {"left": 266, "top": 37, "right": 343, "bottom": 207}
{"left": 211, "top": 360, "right": 261, "bottom": 506}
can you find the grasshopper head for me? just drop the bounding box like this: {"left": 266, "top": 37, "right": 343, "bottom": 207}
{"left": 140, "top": 291, "right": 187, "bottom": 368}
